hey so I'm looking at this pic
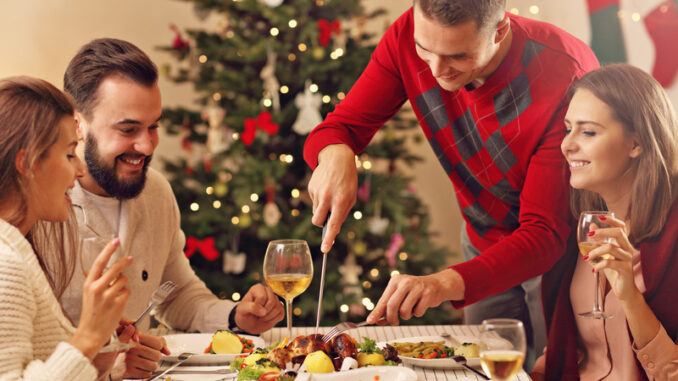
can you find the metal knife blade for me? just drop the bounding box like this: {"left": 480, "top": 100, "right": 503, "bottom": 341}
{"left": 315, "top": 214, "right": 330, "bottom": 334}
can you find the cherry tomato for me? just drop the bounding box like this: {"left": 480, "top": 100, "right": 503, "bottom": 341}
{"left": 259, "top": 372, "right": 279, "bottom": 381}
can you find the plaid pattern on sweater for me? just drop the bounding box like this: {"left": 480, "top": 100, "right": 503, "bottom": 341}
{"left": 304, "top": 9, "right": 599, "bottom": 305}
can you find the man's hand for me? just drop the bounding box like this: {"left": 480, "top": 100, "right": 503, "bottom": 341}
{"left": 308, "top": 144, "right": 357, "bottom": 253}
{"left": 366, "top": 268, "right": 465, "bottom": 325}
{"left": 123, "top": 332, "right": 170, "bottom": 379}
{"left": 235, "top": 283, "right": 285, "bottom": 334}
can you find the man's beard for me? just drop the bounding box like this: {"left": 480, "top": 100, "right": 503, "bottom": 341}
{"left": 84, "top": 134, "right": 151, "bottom": 199}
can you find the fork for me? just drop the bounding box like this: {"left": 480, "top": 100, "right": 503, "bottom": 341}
{"left": 321, "top": 318, "right": 387, "bottom": 342}
{"left": 133, "top": 280, "right": 177, "bottom": 327}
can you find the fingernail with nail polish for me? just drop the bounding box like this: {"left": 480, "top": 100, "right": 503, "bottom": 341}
{"left": 583, "top": 255, "right": 589, "bottom": 260}
{"left": 587, "top": 231, "right": 595, "bottom": 237}
{"left": 599, "top": 215, "right": 607, "bottom": 221}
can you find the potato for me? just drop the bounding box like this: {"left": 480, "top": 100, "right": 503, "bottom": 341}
{"left": 243, "top": 352, "right": 268, "bottom": 366}
{"left": 211, "top": 331, "right": 243, "bottom": 354}
{"left": 303, "top": 351, "right": 335, "bottom": 373}
{"left": 454, "top": 343, "right": 479, "bottom": 358}
{"left": 356, "top": 352, "right": 385, "bottom": 367}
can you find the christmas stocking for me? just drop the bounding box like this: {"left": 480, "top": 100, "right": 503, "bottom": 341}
{"left": 586, "top": 0, "right": 627, "bottom": 65}
{"left": 643, "top": 0, "right": 678, "bottom": 87}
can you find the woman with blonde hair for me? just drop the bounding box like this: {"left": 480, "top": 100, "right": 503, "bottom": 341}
{"left": 0, "top": 76, "right": 134, "bottom": 380}
{"left": 532, "top": 64, "right": 678, "bottom": 380}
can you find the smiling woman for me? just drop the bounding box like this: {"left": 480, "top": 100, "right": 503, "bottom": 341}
{"left": 0, "top": 76, "right": 134, "bottom": 381}
{"left": 535, "top": 64, "right": 678, "bottom": 381}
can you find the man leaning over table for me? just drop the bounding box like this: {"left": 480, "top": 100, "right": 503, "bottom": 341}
{"left": 56, "top": 38, "right": 284, "bottom": 379}
{"left": 303, "top": 0, "right": 598, "bottom": 368}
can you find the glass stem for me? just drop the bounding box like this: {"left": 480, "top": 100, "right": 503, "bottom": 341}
{"left": 286, "top": 298, "right": 293, "bottom": 338}
{"left": 592, "top": 271, "right": 602, "bottom": 313}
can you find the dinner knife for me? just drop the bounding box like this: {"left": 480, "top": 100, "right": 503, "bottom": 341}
{"left": 315, "top": 214, "right": 330, "bottom": 335}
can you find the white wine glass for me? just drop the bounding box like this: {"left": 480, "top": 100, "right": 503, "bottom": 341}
{"left": 479, "top": 318, "right": 526, "bottom": 381}
{"left": 80, "top": 235, "right": 134, "bottom": 353}
{"left": 578, "top": 211, "right": 615, "bottom": 319}
{"left": 263, "top": 239, "right": 313, "bottom": 338}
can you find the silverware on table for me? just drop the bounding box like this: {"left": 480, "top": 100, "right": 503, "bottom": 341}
{"left": 149, "top": 352, "right": 193, "bottom": 381}
{"left": 315, "top": 214, "right": 330, "bottom": 335}
{"left": 162, "top": 368, "right": 235, "bottom": 375}
{"left": 440, "top": 332, "right": 489, "bottom": 380}
{"left": 321, "top": 317, "right": 388, "bottom": 342}
{"left": 452, "top": 355, "right": 490, "bottom": 380}
{"left": 134, "top": 280, "right": 177, "bottom": 327}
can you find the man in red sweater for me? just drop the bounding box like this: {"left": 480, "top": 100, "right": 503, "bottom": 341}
{"left": 304, "top": 0, "right": 598, "bottom": 367}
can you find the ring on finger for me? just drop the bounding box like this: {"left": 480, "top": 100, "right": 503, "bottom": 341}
{"left": 109, "top": 274, "right": 120, "bottom": 287}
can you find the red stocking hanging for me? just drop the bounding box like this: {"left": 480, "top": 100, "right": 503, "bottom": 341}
{"left": 643, "top": 1, "right": 678, "bottom": 87}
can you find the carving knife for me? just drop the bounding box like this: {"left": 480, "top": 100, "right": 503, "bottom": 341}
{"left": 315, "top": 214, "right": 330, "bottom": 335}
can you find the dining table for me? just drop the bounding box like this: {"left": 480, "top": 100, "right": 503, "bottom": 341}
{"left": 142, "top": 324, "right": 532, "bottom": 381}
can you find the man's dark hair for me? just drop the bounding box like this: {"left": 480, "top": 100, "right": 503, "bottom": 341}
{"left": 64, "top": 38, "right": 157, "bottom": 119}
{"left": 414, "top": 0, "right": 506, "bottom": 31}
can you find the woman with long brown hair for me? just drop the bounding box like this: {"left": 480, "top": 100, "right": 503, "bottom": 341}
{"left": 0, "top": 76, "right": 134, "bottom": 380}
{"left": 532, "top": 64, "right": 678, "bottom": 380}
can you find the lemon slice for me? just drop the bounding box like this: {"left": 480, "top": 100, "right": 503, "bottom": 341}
{"left": 211, "top": 331, "right": 244, "bottom": 354}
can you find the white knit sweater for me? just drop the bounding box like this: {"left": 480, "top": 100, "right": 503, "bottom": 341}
{"left": 0, "top": 219, "right": 97, "bottom": 381}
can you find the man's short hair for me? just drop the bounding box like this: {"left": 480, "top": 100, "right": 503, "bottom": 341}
{"left": 64, "top": 38, "right": 157, "bottom": 120}
{"left": 414, "top": 0, "right": 506, "bottom": 31}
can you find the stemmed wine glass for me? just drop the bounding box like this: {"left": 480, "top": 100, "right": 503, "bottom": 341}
{"left": 80, "top": 235, "right": 135, "bottom": 353}
{"left": 577, "top": 211, "right": 615, "bottom": 319}
{"left": 479, "top": 318, "right": 526, "bottom": 381}
{"left": 263, "top": 239, "right": 313, "bottom": 338}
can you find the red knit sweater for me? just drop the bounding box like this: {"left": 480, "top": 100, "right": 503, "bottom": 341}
{"left": 304, "top": 8, "right": 599, "bottom": 306}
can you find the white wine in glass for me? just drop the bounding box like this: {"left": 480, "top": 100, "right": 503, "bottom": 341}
{"left": 479, "top": 318, "right": 526, "bottom": 381}
{"left": 263, "top": 239, "right": 313, "bottom": 338}
{"left": 578, "top": 211, "right": 615, "bottom": 319}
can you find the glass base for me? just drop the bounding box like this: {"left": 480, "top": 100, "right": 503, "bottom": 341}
{"left": 578, "top": 311, "right": 615, "bottom": 319}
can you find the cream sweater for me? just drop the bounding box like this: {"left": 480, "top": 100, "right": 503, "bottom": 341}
{"left": 0, "top": 219, "right": 97, "bottom": 381}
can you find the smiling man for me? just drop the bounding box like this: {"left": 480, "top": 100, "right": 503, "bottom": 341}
{"left": 58, "top": 38, "right": 283, "bottom": 379}
{"left": 303, "top": 0, "right": 599, "bottom": 368}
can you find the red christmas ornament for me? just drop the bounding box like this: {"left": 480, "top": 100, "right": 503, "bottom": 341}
{"left": 169, "top": 23, "right": 190, "bottom": 50}
{"left": 242, "top": 110, "right": 279, "bottom": 145}
{"left": 317, "top": 19, "right": 341, "bottom": 47}
{"left": 185, "top": 236, "right": 219, "bottom": 261}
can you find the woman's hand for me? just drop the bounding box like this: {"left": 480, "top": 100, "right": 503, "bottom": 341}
{"left": 69, "top": 238, "right": 133, "bottom": 359}
{"left": 91, "top": 322, "right": 138, "bottom": 379}
{"left": 586, "top": 216, "right": 640, "bottom": 302}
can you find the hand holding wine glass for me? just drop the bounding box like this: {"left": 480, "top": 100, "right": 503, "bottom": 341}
{"left": 71, "top": 237, "right": 133, "bottom": 359}
{"left": 479, "top": 318, "right": 526, "bottom": 381}
{"left": 584, "top": 214, "right": 639, "bottom": 303}
{"left": 578, "top": 211, "right": 615, "bottom": 319}
{"left": 263, "top": 239, "right": 313, "bottom": 338}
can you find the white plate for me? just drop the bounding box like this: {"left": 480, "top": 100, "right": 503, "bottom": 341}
{"left": 163, "top": 333, "right": 265, "bottom": 365}
{"left": 308, "top": 366, "right": 417, "bottom": 381}
{"left": 379, "top": 335, "right": 481, "bottom": 370}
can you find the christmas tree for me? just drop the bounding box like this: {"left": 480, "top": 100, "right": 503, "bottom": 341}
{"left": 159, "top": 0, "right": 457, "bottom": 326}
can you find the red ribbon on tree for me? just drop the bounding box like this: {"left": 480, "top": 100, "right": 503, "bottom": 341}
{"left": 317, "top": 19, "right": 341, "bottom": 47}
{"left": 169, "top": 24, "right": 190, "bottom": 50}
{"left": 242, "top": 110, "right": 279, "bottom": 146}
{"left": 185, "top": 236, "right": 219, "bottom": 261}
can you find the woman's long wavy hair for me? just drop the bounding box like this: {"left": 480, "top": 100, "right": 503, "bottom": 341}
{"left": 0, "top": 76, "right": 79, "bottom": 299}
{"left": 568, "top": 64, "right": 678, "bottom": 245}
